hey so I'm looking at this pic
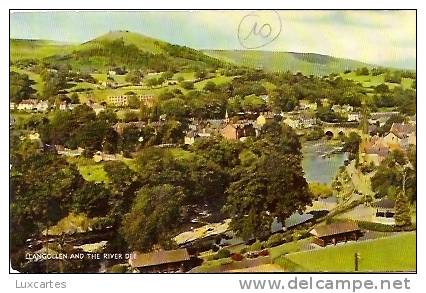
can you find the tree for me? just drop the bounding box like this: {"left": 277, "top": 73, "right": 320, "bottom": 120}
{"left": 72, "top": 182, "right": 111, "bottom": 217}
{"left": 10, "top": 152, "right": 85, "bottom": 248}
{"left": 120, "top": 184, "right": 186, "bottom": 251}
{"left": 241, "top": 94, "right": 266, "bottom": 113}
{"left": 69, "top": 92, "right": 80, "bottom": 104}
{"left": 160, "top": 98, "right": 187, "bottom": 118}
{"left": 371, "top": 149, "right": 416, "bottom": 202}
{"left": 161, "top": 71, "right": 174, "bottom": 80}
{"left": 128, "top": 95, "right": 141, "bottom": 109}
{"left": 203, "top": 80, "right": 217, "bottom": 92}
{"left": 356, "top": 67, "right": 370, "bottom": 76}
{"left": 181, "top": 81, "right": 194, "bottom": 90}
{"left": 268, "top": 85, "right": 297, "bottom": 112}
{"left": 195, "top": 69, "right": 207, "bottom": 80}
{"left": 394, "top": 191, "right": 412, "bottom": 227}
{"left": 343, "top": 132, "right": 361, "bottom": 154}
{"left": 224, "top": 151, "right": 311, "bottom": 240}
{"left": 120, "top": 126, "right": 143, "bottom": 153}
{"left": 10, "top": 71, "right": 35, "bottom": 102}
{"left": 73, "top": 120, "right": 109, "bottom": 152}
{"left": 97, "top": 109, "right": 118, "bottom": 125}
{"left": 125, "top": 70, "right": 143, "bottom": 84}
{"left": 256, "top": 122, "right": 302, "bottom": 155}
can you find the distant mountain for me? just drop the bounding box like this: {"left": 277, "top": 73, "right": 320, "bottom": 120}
{"left": 202, "top": 50, "right": 376, "bottom": 76}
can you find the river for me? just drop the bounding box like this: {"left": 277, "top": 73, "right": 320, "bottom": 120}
{"left": 301, "top": 140, "right": 348, "bottom": 184}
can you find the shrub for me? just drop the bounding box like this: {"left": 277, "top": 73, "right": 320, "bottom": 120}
{"left": 211, "top": 245, "right": 220, "bottom": 252}
{"left": 180, "top": 81, "right": 194, "bottom": 90}
{"left": 230, "top": 253, "right": 243, "bottom": 261}
{"left": 215, "top": 249, "right": 231, "bottom": 260}
{"left": 265, "top": 233, "right": 285, "bottom": 248}
{"left": 259, "top": 250, "right": 269, "bottom": 256}
{"left": 249, "top": 240, "right": 262, "bottom": 252}
{"left": 357, "top": 221, "right": 395, "bottom": 232}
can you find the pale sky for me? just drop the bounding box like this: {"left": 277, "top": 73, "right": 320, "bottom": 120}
{"left": 10, "top": 10, "right": 416, "bottom": 69}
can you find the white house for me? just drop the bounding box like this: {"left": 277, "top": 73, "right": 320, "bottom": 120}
{"left": 17, "top": 99, "right": 38, "bottom": 111}
{"left": 36, "top": 100, "right": 50, "bottom": 112}
{"left": 347, "top": 112, "right": 360, "bottom": 122}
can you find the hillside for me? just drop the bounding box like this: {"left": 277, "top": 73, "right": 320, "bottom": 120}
{"left": 80, "top": 30, "right": 167, "bottom": 54}
{"left": 11, "top": 31, "right": 224, "bottom": 72}
{"left": 203, "top": 50, "right": 374, "bottom": 76}
{"left": 10, "top": 39, "right": 77, "bottom": 61}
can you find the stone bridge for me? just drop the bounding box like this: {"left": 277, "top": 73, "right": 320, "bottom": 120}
{"left": 321, "top": 122, "right": 362, "bottom": 138}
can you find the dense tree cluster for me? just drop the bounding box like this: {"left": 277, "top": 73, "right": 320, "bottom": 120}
{"left": 10, "top": 71, "right": 35, "bottom": 103}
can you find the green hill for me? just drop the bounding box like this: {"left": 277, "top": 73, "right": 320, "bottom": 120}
{"left": 80, "top": 30, "right": 166, "bottom": 54}
{"left": 11, "top": 31, "right": 224, "bottom": 72}
{"left": 203, "top": 50, "right": 374, "bottom": 76}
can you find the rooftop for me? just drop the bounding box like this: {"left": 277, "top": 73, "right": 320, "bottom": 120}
{"left": 310, "top": 221, "right": 360, "bottom": 238}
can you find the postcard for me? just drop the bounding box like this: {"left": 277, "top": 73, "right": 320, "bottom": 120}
{"left": 9, "top": 10, "right": 416, "bottom": 275}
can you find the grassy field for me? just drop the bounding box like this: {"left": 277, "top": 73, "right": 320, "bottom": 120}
{"left": 340, "top": 72, "right": 415, "bottom": 90}
{"left": 279, "top": 232, "right": 416, "bottom": 272}
{"left": 193, "top": 75, "right": 234, "bottom": 90}
{"left": 269, "top": 237, "right": 313, "bottom": 259}
{"left": 67, "top": 157, "right": 109, "bottom": 184}
{"left": 173, "top": 71, "right": 195, "bottom": 81}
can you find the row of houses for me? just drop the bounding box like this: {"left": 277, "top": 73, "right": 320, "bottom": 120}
{"left": 360, "top": 122, "right": 416, "bottom": 166}
{"left": 11, "top": 99, "right": 107, "bottom": 115}
{"left": 183, "top": 113, "right": 276, "bottom": 145}
{"left": 283, "top": 112, "right": 317, "bottom": 129}
{"left": 11, "top": 100, "right": 49, "bottom": 112}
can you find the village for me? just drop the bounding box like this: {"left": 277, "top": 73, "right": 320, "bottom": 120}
{"left": 10, "top": 22, "right": 416, "bottom": 273}
{"left": 11, "top": 85, "right": 416, "bottom": 273}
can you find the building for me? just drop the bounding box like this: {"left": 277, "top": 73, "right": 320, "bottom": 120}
{"left": 108, "top": 95, "right": 128, "bottom": 107}
{"left": 17, "top": 99, "right": 38, "bottom": 111}
{"left": 93, "top": 151, "right": 120, "bottom": 162}
{"left": 373, "top": 198, "right": 396, "bottom": 218}
{"left": 255, "top": 113, "right": 275, "bottom": 128}
{"left": 299, "top": 113, "right": 317, "bottom": 128}
{"left": 59, "top": 101, "right": 68, "bottom": 111}
{"left": 331, "top": 104, "right": 353, "bottom": 114}
{"left": 389, "top": 123, "right": 415, "bottom": 138}
{"left": 36, "top": 100, "right": 50, "bottom": 112}
{"left": 184, "top": 130, "right": 211, "bottom": 145}
{"left": 310, "top": 221, "right": 361, "bottom": 247}
{"left": 383, "top": 123, "right": 416, "bottom": 148}
{"left": 283, "top": 116, "right": 300, "bottom": 129}
{"left": 271, "top": 212, "right": 314, "bottom": 233}
{"left": 347, "top": 112, "right": 360, "bottom": 122}
{"left": 361, "top": 142, "right": 389, "bottom": 166}
{"left": 174, "top": 219, "right": 231, "bottom": 247}
{"left": 10, "top": 102, "right": 16, "bottom": 110}
{"left": 220, "top": 122, "right": 255, "bottom": 140}
{"left": 90, "top": 103, "right": 106, "bottom": 115}
{"left": 129, "top": 249, "right": 197, "bottom": 273}
{"left": 108, "top": 95, "right": 155, "bottom": 107}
